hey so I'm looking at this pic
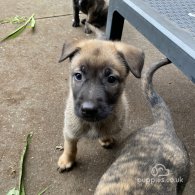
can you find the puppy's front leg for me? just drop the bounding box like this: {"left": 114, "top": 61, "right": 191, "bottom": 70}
{"left": 58, "top": 137, "right": 78, "bottom": 172}
{"left": 84, "top": 8, "right": 96, "bottom": 34}
{"left": 72, "top": 0, "right": 80, "bottom": 27}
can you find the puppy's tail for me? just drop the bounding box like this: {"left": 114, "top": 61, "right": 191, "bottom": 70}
{"left": 85, "top": 22, "right": 106, "bottom": 40}
{"left": 142, "top": 58, "right": 173, "bottom": 127}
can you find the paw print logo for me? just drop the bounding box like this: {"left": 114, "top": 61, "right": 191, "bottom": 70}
{"left": 151, "top": 164, "right": 170, "bottom": 177}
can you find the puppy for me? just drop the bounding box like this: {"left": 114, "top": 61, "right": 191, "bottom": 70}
{"left": 57, "top": 39, "right": 144, "bottom": 172}
{"left": 72, "top": 0, "right": 109, "bottom": 33}
{"left": 85, "top": 22, "right": 106, "bottom": 39}
{"left": 95, "top": 59, "right": 190, "bottom": 195}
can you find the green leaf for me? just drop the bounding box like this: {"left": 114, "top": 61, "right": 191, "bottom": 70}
{"left": 37, "top": 186, "right": 50, "bottom": 195}
{"left": 6, "top": 132, "right": 33, "bottom": 195}
{"left": 2, "top": 25, "right": 27, "bottom": 41}
{"left": 21, "top": 182, "right": 25, "bottom": 195}
{"left": 11, "top": 16, "right": 27, "bottom": 24}
{"left": 29, "top": 17, "right": 36, "bottom": 28}
{"left": 1, "top": 14, "right": 35, "bottom": 42}
{"left": 18, "top": 132, "right": 33, "bottom": 195}
{"left": 6, "top": 188, "right": 19, "bottom": 195}
{"left": 0, "top": 16, "right": 27, "bottom": 24}
{"left": 0, "top": 18, "right": 10, "bottom": 24}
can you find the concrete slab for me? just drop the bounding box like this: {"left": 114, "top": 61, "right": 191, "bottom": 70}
{"left": 0, "top": 1, "right": 194, "bottom": 195}
{"left": 0, "top": 0, "right": 72, "bottom": 18}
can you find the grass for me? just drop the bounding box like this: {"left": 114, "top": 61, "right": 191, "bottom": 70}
{"left": 6, "top": 132, "right": 49, "bottom": 195}
{"left": 0, "top": 14, "right": 36, "bottom": 43}
{"left": 7, "top": 132, "right": 33, "bottom": 195}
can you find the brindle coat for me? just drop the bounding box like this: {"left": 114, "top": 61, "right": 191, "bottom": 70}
{"left": 94, "top": 59, "right": 190, "bottom": 195}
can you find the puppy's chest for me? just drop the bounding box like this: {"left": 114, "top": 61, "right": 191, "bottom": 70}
{"left": 85, "top": 125, "right": 102, "bottom": 139}
{"left": 82, "top": 118, "right": 123, "bottom": 139}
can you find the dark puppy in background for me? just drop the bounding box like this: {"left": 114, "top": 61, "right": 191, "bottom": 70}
{"left": 72, "top": 0, "right": 109, "bottom": 33}
{"left": 95, "top": 59, "right": 190, "bottom": 195}
{"left": 57, "top": 39, "right": 144, "bottom": 171}
{"left": 85, "top": 22, "right": 106, "bottom": 39}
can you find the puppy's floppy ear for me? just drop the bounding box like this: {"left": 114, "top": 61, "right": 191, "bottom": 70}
{"left": 114, "top": 42, "right": 145, "bottom": 78}
{"left": 59, "top": 42, "right": 80, "bottom": 63}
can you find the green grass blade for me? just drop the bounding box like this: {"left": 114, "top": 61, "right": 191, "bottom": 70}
{"left": 18, "top": 132, "right": 33, "bottom": 195}
{"left": 21, "top": 182, "right": 25, "bottom": 195}
{"left": 37, "top": 186, "right": 50, "bottom": 195}
{"left": 0, "top": 16, "right": 27, "bottom": 24}
{"left": 0, "top": 18, "right": 10, "bottom": 24}
{"left": 1, "top": 14, "right": 35, "bottom": 42}
{"left": 29, "top": 17, "right": 36, "bottom": 28}
{"left": 6, "top": 188, "right": 19, "bottom": 195}
{"left": 11, "top": 16, "right": 27, "bottom": 24}
{"left": 2, "top": 25, "right": 27, "bottom": 41}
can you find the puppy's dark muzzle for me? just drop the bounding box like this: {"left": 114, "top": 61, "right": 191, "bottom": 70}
{"left": 81, "top": 102, "right": 97, "bottom": 115}
{"left": 80, "top": 102, "right": 98, "bottom": 121}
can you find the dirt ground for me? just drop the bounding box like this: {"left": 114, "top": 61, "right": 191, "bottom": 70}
{"left": 0, "top": 1, "right": 194, "bottom": 194}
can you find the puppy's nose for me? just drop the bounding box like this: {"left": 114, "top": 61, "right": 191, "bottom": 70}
{"left": 81, "top": 102, "right": 98, "bottom": 116}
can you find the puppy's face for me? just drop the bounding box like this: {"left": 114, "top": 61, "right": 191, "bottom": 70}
{"left": 59, "top": 40, "right": 144, "bottom": 122}
{"left": 78, "top": 0, "right": 93, "bottom": 10}
{"left": 71, "top": 57, "right": 125, "bottom": 122}
{"left": 78, "top": 0, "right": 88, "bottom": 6}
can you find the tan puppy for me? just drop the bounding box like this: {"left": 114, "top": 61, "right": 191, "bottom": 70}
{"left": 57, "top": 39, "right": 144, "bottom": 172}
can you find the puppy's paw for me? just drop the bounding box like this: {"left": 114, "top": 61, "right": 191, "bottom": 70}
{"left": 72, "top": 20, "right": 80, "bottom": 27}
{"left": 57, "top": 154, "right": 75, "bottom": 172}
{"left": 99, "top": 137, "right": 114, "bottom": 149}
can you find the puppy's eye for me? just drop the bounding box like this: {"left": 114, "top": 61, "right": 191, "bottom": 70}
{"left": 107, "top": 76, "right": 117, "bottom": 84}
{"left": 74, "top": 73, "right": 82, "bottom": 81}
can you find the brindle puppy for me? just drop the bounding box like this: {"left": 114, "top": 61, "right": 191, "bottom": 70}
{"left": 57, "top": 39, "right": 144, "bottom": 171}
{"left": 95, "top": 59, "right": 190, "bottom": 195}
{"left": 72, "top": 0, "right": 109, "bottom": 33}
